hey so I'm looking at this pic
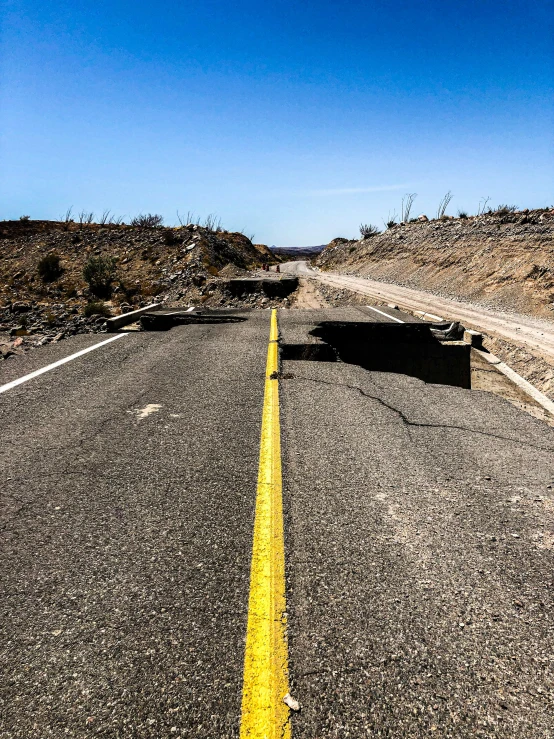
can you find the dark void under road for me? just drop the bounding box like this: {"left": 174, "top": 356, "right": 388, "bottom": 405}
{"left": 1, "top": 306, "right": 554, "bottom": 737}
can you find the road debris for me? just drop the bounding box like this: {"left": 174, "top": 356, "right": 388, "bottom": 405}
{"left": 283, "top": 693, "right": 301, "bottom": 711}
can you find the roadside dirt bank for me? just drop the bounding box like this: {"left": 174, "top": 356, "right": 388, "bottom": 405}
{"left": 0, "top": 219, "right": 278, "bottom": 361}
{"left": 316, "top": 208, "right": 554, "bottom": 319}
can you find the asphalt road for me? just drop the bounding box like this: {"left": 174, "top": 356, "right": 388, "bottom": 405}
{"left": 2, "top": 308, "right": 554, "bottom": 737}
{"left": 280, "top": 310, "right": 554, "bottom": 737}
{"left": 1, "top": 314, "right": 266, "bottom": 737}
{"left": 279, "top": 260, "right": 554, "bottom": 363}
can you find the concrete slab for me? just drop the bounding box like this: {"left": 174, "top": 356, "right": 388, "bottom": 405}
{"left": 140, "top": 307, "right": 250, "bottom": 330}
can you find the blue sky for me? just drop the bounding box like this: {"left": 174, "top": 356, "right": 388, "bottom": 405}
{"left": 1, "top": 0, "right": 553, "bottom": 245}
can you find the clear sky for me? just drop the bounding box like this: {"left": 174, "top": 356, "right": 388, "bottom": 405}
{"left": 1, "top": 0, "right": 553, "bottom": 245}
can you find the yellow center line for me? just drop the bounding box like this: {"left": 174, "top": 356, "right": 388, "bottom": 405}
{"left": 240, "top": 309, "right": 290, "bottom": 739}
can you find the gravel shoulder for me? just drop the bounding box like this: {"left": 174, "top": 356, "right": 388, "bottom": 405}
{"left": 317, "top": 271, "right": 554, "bottom": 362}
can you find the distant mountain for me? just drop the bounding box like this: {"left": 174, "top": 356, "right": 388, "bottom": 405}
{"left": 270, "top": 244, "right": 326, "bottom": 258}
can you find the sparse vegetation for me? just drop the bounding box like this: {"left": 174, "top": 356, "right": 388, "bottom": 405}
{"left": 38, "top": 253, "right": 63, "bottom": 282}
{"left": 176, "top": 210, "right": 196, "bottom": 226}
{"left": 97, "top": 212, "right": 126, "bottom": 225}
{"left": 318, "top": 206, "right": 554, "bottom": 329}
{"left": 437, "top": 191, "right": 453, "bottom": 219}
{"left": 83, "top": 255, "right": 118, "bottom": 297}
{"left": 84, "top": 301, "right": 111, "bottom": 318}
{"left": 401, "top": 194, "right": 417, "bottom": 223}
{"left": 98, "top": 210, "right": 124, "bottom": 226}
{"left": 477, "top": 196, "right": 491, "bottom": 216}
{"left": 359, "top": 223, "right": 380, "bottom": 238}
{"left": 19, "top": 215, "right": 30, "bottom": 221}
{"left": 78, "top": 211, "right": 95, "bottom": 227}
{"left": 61, "top": 207, "right": 74, "bottom": 223}
{"left": 384, "top": 210, "right": 398, "bottom": 229}
{"left": 0, "top": 217, "right": 279, "bottom": 354}
{"left": 495, "top": 204, "right": 518, "bottom": 216}
{"left": 176, "top": 211, "right": 224, "bottom": 232}
{"left": 203, "top": 213, "right": 222, "bottom": 232}
{"left": 130, "top": 213, "right": 164, "bottom": 227}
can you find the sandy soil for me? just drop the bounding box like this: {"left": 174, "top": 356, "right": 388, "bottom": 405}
{"left": 290, "top": 278, "right": 326, "bottom": 308}
{"left": 316, "top": 209, "right": 554, "bottom": 319}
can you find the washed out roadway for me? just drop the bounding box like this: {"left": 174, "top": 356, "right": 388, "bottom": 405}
{"left": 280, "top": 309, "right": 554, "bottom": 737}
{"left": 1, "top": 307, "right": 554, "bottom": 737}
{"left": 280, "top": 260, "right": 554, "bottom": 363}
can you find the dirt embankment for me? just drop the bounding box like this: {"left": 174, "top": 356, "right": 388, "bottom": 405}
{"left": 0, "top": 219, "right": 277, "bottom": 359}
{"left": 316, "top": 209, "right": 554, "bottom": 319}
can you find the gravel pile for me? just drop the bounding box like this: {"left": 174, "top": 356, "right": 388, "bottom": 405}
{"left": 314, "top": 283, "right": 368, "bottom": 307}
{"left": 0, "top": 300, "right": 110, "bottom": 360}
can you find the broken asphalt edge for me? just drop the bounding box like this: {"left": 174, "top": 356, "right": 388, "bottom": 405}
{"left": 105, "top": 302, "right": 163, "bottom": 332}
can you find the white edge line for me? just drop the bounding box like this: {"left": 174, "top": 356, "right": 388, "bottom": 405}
{"left": 0, "top": 334, "right": 127, "bottom": 395}
{"left": 475, "top": 349, "right": 554, "bottom": 416}
{"left": 186, "top": 306, "right": 195, "bottom": 312}
{"left": 365, "top": 305, "right": 405, "bottom": 323}
{"left": 415, "top": 311, "right": 445, "bottom": 322}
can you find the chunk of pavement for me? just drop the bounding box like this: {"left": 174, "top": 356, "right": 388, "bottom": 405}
{"left": 283, "top": 693, "right": 301, "bottom": 711}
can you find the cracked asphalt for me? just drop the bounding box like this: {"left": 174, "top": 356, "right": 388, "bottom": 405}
{"left": 279, "top": 311, "right": 554, "bottom": 737}
{"left": 1, "top": 307, "right": 554, "bottom": 737}
{"left": 1, "top": 313, "right": 266, "bottom": 737}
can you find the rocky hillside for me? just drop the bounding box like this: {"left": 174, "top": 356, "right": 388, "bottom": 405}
{"left": 271, "top": 245, "right": 325, "bottom": 259}
{"left": 316, "top": 208, "right": 554, "bottom": 319}
{"left": 0, "top": 219, "right": 276, "bottom": 358}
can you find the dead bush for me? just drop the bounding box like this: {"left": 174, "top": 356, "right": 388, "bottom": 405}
{"left": 38, "top": 253, "right": 63, "bottom": 282}
{"left": 131, "top": 213, "right": 164, "bottom": 227}
{"left": 359, "top": 223, "right": 380, "bottom": 238}
{"left": 495, "top": 204, "right": 518, "bottom": 216}
{"left": 83, "top": 255, "right": 118, "bottom": 297}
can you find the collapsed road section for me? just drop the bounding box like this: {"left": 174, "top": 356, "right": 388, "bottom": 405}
{"left": 138, "top": 305, "right": 471, "bottom": 390}
{"left": 279, "top": 306, "right": 471, "bottom": 388}
{"left": 276, "top": 308, "right": 554, "bottom": 738}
